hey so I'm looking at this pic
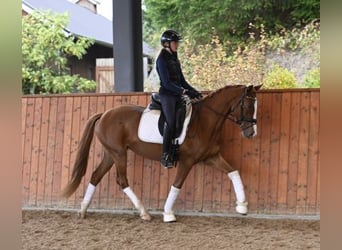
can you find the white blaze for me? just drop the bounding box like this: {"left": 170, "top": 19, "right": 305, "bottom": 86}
{"left": 253, "top": 99, "right": 257, "bottom": 136}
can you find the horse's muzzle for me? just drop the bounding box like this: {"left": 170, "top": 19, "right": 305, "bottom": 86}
{"left": 241, "top": 125, "right": 257, "bottom": 138}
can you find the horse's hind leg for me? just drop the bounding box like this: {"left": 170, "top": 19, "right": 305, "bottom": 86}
{"left": 205, "top": 154, "right": 248, "bottom": 215}
{"left": 113, "top": 150, "right": 151, "bottom": 221}
{"left": 79, "top": 150, "right": 114, "bottom": 218}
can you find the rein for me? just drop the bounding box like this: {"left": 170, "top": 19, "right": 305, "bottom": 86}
{"left": 200, "top": 87, "right": 257, "bottom": 128}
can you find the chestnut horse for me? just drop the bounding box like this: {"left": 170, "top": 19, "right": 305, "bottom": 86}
{"left": 61, "top": 84, "right": 261, "bottom": 222}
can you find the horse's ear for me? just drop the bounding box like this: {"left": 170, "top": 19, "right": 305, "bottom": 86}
{"left": 247, "top": 85, "right": 254, "bottom": 91}
{"left": 254, "top": 84, "right": 263, "bottom": 91}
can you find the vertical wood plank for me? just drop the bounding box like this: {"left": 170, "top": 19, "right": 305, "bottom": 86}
{"left": 150, "top": 160, "right": 161, "bottom": 209}
{"left": 306, "top": 92, "right": 319, "bottom": 213}
{"left": 36, "top": 98, "right": 50, "bottom": 206}
{"left": 159, "top": 165, "right": 169, "bottom": 209}
{"left": 316, "top": 142, "right": 320, "bottom": 214}
{"left": 258, "top": 93, "right": 272, "bottom": 213}
{"left": 51, "top": 97, "right": 66, "bottom": 206}
{"left": 211, "top": 168, "right": 222, "bottom": 211}
{"left": 296, "top": 92, "right": 310, "bottom": 213}
{"left": 28, "top": 97, "right": 42, "bottom": 206}
{"left": 268, "top": 93, "right": 282, "bottom": 213}
{"left": 142, "top": 158, "right": 152, "bottom": 208}
{"left": 60, "top": 97, "right": 73, "bottom": 207}
{"left": 277, "top": 92, "right": 291, "bottom": 213}
{"left": 21, "top": 98, "right": 27, "bottom": 163}
{"left": 287, "top": 93, "right": 301, "bottom": 213}
{"left": 44, "top": 97, "right": 58, "bottom": 206}
{"left": 22, "top": 98, "right": 35, "bottom": 206}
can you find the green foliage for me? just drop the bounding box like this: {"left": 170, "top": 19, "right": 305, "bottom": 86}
{"left": 291, "top": 0, "right": 320, "bottom": 23}
{"left": 263, "top": 64, "right": 298, "bottom": 89}
{"left": 265, "top": 20, "right": 320, "bottom": 52}
{"left": 180, "top": 30, "right": 266, "bottom": 90}
{"left": 180, "top": 34, "right": 229, "bottom": 90}
{"left": 144, "top": 2, "right": 320, "bottom": 90}
{"left": 303, "top": 68, "right": 320, "bottom": 88}
{"left": 143, "top": 0, "right": 320, "bottom": 47}
{"left": 175, "top": 21, "right": 319, "bottom": 91}
{"left": 22, "top": 11, "right": 96, "bottom": 94}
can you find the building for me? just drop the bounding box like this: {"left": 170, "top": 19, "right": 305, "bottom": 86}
{"left": 22, "top": 0, "right": 154, "bottom": 92}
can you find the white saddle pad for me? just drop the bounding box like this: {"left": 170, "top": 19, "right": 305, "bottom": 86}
{"left": 138, "top": 102, "right": 192, "bottom": 145}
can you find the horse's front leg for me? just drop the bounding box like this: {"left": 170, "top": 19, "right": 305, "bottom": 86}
{"left": 204, "top": 154, "right": 248, "bottom": 215}
{"left": 163, "top": 162, "right": 193, "bottom": 223}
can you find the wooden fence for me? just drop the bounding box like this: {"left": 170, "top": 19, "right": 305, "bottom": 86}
{"left": 22, "top": 89, "right": 320, "bottom": 215}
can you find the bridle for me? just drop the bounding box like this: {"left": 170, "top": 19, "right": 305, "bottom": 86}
{"left": 199, "top": 87, "right": 257, "bottom": 129}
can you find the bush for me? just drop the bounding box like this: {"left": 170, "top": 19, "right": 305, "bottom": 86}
{"left": 147, "top": 22, "right": 319, "bottom": 91}
{"left": 180, "top": 31, "right": 266, "bottom": 90}
{"left": 22, "top": 11, "right": 96, "bottom": 94}
{"left": 263, "top": 64, "right": 298, "bottom": 89}
{"left": 303, "top": 68, "right": 320, "bottom": 88}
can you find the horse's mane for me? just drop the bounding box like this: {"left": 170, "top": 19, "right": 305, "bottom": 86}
{"left": 202, "top": 84, "right": 245, "bottom": 100}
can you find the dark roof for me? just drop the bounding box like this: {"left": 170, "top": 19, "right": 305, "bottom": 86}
{"left": 22, "top": 0, "right": 154, "bottom": 56}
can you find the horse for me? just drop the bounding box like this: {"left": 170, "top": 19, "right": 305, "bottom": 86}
{"left": 61, "top": 84, "right": 262, "bottom": 222}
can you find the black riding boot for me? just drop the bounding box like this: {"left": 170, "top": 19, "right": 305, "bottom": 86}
{"left": 161, "top": 123, "right": 174, "bottom": 168}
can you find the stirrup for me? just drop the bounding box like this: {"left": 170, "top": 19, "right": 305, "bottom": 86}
{"left": 161, "top": 153, "right": 174, "bottom": 169}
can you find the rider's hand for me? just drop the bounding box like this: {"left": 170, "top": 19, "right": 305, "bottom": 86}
{"left": 187, "top": 89, "right": 200, "bottom": 99}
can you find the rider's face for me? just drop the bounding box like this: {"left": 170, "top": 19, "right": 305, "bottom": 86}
{"left": 170, "top": 41, "right": 179, "bottom": 52}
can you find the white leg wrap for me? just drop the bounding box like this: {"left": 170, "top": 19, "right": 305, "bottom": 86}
{"left": 164, "top": 185, "right": 180, "bottom": 213}
{"left": 83, "top": 183, "right": 96, "bottom": 203}
{"left": 163, "top": 185, "right": 180, "bottom": 222}
{"left": 123, "top": 186, "right": 140, "bottom": 209}
{"left": 123, "top": 187, "right": 151, "bottom": 220}
{"left": 80, "top": 183, "right": 96, "bottom": 218}
{"left": 228, "top": 170, "right": 248, "bottom": 214}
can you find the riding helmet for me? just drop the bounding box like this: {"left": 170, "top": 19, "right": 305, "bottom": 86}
{"left": 160, "top": 30, "right": 182, "bottom": 45}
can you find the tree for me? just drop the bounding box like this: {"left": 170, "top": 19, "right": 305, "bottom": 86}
{"left": 22, "top": 11, "right": 96, "bottom": 94}
{"left": 143, "top": 0, "right": 320, "bottom": 47}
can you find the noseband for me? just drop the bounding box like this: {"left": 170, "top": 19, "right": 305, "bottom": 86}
{"left": 201, "top": 87, "right": 257, "bottom": 129}
{"left": 229, "top": 87, "right": 257, "bottom": 129}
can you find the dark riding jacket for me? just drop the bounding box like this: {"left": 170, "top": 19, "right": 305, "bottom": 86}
{"left": 156, "top": 48, "right": 196, "bottom": 96}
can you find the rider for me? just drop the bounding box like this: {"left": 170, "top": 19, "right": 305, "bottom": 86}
{"left": 156, "top": 29, "right": 202, "bottom": 168}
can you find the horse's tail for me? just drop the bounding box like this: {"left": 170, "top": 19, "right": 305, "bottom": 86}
{"left": 60, "top": 113, "right": 103, "bottom": 198}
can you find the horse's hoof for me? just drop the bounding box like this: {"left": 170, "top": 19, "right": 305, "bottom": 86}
{"left": 141, "top": 213, "right": 152, "bottom": 221}
{"left": 78, "top": 210, "right": 86, "bottom": 219}
{"left": 236, "top": 201, "right": 248, "bottom": 215}
{"left": 80, "top": 201, "right": 90, "bottom": 219}
{"left": 163, "top": 212, "right": 176, "bottom": 223}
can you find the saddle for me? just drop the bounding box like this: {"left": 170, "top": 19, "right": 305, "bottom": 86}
{"left": 137, "top": 94, "right": 192, "bottom": 145}
{"left": 148, "top": 93, "right": 187, "bottom": 138}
